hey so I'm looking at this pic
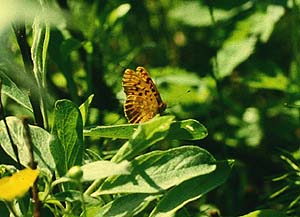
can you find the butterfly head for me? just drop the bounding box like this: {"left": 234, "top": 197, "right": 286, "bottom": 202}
{"left": 159, "top": 101, "right": 167, "bottom": 114}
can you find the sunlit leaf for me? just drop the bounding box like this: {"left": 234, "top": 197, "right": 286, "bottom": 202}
{"left": 216, "top": 37, "right": 257, "bottom": 78}
{"left": 94, "top": 146, "right": 216, "bottom": 196}
{"left": 246, "top": 73, "right": 288, "bottom": 90}
{"left": 108, "top": 3, "right": 131, "bottom": 25}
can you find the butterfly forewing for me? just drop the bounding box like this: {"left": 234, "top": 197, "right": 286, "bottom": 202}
{"left": 122, "top": 66, "right": 166, "bottom": 124}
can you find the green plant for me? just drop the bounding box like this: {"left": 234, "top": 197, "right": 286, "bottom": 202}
{"left": 0, "top": 0, "right": 299, "bottom": 216}
{"left": 0, "top": 2, "right": 233, "bottom": 216}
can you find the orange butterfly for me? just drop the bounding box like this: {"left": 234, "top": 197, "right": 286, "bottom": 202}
{"left": 122, "top": 66, "right": 167, "bottom": 123}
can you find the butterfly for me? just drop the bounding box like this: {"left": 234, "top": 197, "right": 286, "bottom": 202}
{"left": 122, "top": 66, "right": 167, "bottom": 124}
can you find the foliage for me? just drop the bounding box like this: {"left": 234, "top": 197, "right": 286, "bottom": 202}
{"left": 0, "top": 0, "right": 299, "bottom": 216}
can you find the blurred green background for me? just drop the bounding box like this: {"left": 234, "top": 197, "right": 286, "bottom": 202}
{"left": 1, "top": 0, "right": 300, "bottom": 216}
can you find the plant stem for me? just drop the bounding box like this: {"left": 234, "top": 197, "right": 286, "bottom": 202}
{"left": 23, "top": 118, "right": 41, "bottom": 217}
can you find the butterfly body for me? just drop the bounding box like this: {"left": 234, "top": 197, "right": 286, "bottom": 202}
{"left": 123, "top": 66, "right": 167, "bottom": 123}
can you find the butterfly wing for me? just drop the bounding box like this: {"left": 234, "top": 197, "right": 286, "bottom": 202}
{"left": 123, "top": 67, "right": 166, "bottom": 124}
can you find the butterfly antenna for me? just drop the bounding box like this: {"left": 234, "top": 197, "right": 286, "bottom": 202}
{"left": 115, "top": 63, "right": 126, "bottom": 71}
{"left": 166, "top": 89, "right": 191, "bottom": 109}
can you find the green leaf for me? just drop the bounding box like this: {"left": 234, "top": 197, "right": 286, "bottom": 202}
{"left": 107, "top": 3, "right": 131, "bottom": 26}
{"left": 246, "top": 73, "right": 288, "bottom": 90}
{"left": 31, "top": 13, "right": 51, "bottom": 128}
{"left": 31, "top": 13, "right": 50, "bottom": 85}
{"left": 86, "top": 194, "right": 159, "bottom": 217}
{"left": 94, "top": 146, "right": 216, "bottom": 196}
{"left": 0, "top": 70, "right": 32, "bottom": 112}
{"left": 84, "top": 119, "right": 207, "bottom": 141}
{"left": 81, "top": 160, "right": 131, "bottom": 181}
{"left": 216, "top": 5, "right": 285, "bottom": 79}
{"left": 79, "top": 94, "right": 94, "bottom": 126}
{"left": 51, "top": 99, "right": 84, "bottom": 177}
{"left": 169, "top": 1, "right": 253, "bottom": 27}
{"left": 216, "top": 37, "right": 257, "bottom": 79}
{"left": 252, "top": 5, "right": 285, "bottom": 43}
{"left": 150, "top": 160, "right": 234, "bottom": 217}
{"left": 237, "top": 107, "right": 262, "bottom": 147}
{"left": 0, "top": 117, "right": 55, "bottom": 174}
{"left": 166, "top": 119, "right": 207, "bottom": 140}
{"left": 111, "top": 116, "right": 174, "bottom": 163}
{"left": 240, "top": 209, "right": 287, "bottom": 217}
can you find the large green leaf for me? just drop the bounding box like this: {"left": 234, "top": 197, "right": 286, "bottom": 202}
{"left": 51, "top": 99, "right": 84, "bottom": 177}
{"left": 84, "top": 119, "right": 207, "bottom": 141}
{"left": 93, "top": 146, "right": 216, "bottom": 196}
{"left": 0, "top": 116, "right": 55, "bottom": 174}
{"left": 150, "top": 160, "right": 234, "bottom": 217}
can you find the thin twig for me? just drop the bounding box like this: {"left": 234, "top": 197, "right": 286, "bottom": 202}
{"left": 23, "top": 118, "right": 40, "bottom": 217}
{"left": 205, "top": 0, "right": 227, "bottom": 109}
{"left": 12, "top": 24, "right": 44, "bottom": 127}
